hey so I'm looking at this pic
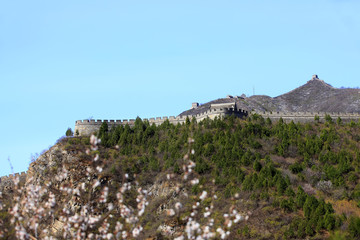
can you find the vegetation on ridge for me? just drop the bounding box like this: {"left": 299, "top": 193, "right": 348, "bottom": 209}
{"left": 1, "top": 115, "right": 360, "bottom": 239}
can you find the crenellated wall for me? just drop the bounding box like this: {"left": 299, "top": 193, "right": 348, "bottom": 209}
{"left": 255, "top": 111, "right": 360, "bottom": 123}
{"left": 74, "top": 108, "right": 360, "bottom": 136}
{"left": 75, "top": 107, "right": 248, "bottom": 136}
{"left": 0, "top": 171, "right": 27, "bottom": 185}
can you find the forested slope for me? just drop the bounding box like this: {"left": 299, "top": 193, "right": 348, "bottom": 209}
{"left": 1, "top": 115, "right": 360, "bottom": 239}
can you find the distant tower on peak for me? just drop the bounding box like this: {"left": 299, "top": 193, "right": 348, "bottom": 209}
{"left": 312, "top": 74, "right": 319, "bottom": 80}
{"left": 191, "top": 102, "right": 199, "bottom": 109}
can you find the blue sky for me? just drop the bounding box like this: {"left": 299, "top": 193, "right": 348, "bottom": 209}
{"left": 1, "top": 0, "right": 360, "bottom": 177}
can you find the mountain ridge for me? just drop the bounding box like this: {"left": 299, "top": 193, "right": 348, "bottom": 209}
{"left": 180, "top": 75, "right": 360, "bottom": 116}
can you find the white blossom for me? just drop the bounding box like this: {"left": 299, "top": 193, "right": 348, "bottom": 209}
{"left": 199, "top": 191, "right": 208, "bottom": 200}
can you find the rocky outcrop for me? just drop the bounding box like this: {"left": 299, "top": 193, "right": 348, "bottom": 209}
{"left": 26, "top": 145, "right": 78, "bottom": 185}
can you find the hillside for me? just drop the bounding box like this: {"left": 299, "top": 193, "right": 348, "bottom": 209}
{"left": 179, "top": 76, "right": 360, "bottom": 115}
{"left": 269, "top": 78, "right": 360, "bottom": 112}
{"left": 2, "top": 116, "right": 360, "bottom": 239}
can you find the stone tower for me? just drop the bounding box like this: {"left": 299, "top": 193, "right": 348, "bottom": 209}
{"left": 312, "top": 74, "right": 319, "bottom": 80}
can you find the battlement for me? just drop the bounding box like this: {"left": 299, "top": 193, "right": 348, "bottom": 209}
{"left": 75, "top": 106, "right": 249, "bottom": 136}
{"left": 255, "top": 111, "right": 360, "bottom": 123}
{"left": 0, "top": 171, "right": 27, "bottom": 186}
{"left": 75, "top": 106, "right": 360, "bottom": 136}
{"left": 255, "top": 111, "right": 360, "bottom": 117}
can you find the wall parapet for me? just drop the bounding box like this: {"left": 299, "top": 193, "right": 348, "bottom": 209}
{"left": 75, "top": 107, "right": 360, "bottom": 136}
{"left": 255, "top": 111, "right": 360, "bottom": 117}
{"left": 253, "top": 111, "right": 360, "bottom": 123}
{"left": 75, "top": 106, "right": 249, "bottom": 136}
{"left": 0, "top": 171, "right": 27, "bottom": 185}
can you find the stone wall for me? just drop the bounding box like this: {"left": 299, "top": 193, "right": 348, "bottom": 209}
{"left": 75, "top": 107, "right": 248, "bottom": 136}
{"left": 75, "top": 108, "right": 360, "bottom": 136}
{"left": 256, "top": 111, "right": 360, "bottom": 123}
{"left": 0, "top": 171, "right": 26, "bottom": 182}
{"left": 0, "top": 171, "right": 27, "bottom": 190}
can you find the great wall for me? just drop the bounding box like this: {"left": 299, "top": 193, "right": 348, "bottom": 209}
{"left": 254, "top": 111, "right": 360, "bottom": 124}
{"left": 74, "top": 102, "right": 248, "bottom": 136}
{"left": 0, "top": 171, "right": 27, "bottom": 190}
{"left": 74, "top": 102, "right": 360, "bottom": 136}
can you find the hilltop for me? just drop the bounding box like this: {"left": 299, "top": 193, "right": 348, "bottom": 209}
{"left": 180, "top": 75, "right": 360, "bottom": 116}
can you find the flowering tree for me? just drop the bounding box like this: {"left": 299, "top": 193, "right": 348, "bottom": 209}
{"left": 1, "top": 135, "right": 249, "bottom": 239}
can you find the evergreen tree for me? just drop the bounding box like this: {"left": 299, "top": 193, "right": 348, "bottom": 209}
{"left": 303, "top": 195, "right": 318, "bottom": 219}
{"left": 253, "top": 160, "right": 262, "bottom": 172}
{"left": 325, "top": 114, "right": 333, "bottom": 123}
{"left": 324, "top": 214, "right": 336, "bottom": 231}
{"left": 337, "top": 117, "right": 342, "bottom": 125}
{"left": 65, "top": 128, "right": 73, "bottom": 136}
{"left": 98, "top": 122, "right": 108, "bottom": 138}
{"left": 297, "top": 220, "right": 306, "bottom": 238}
{"left": 266, "top": 117, "right": 272, "bottom": 126}
{"left": 348, "top": 216, "right": 360, "bottom": 238}
{"left": 98, "top": 122, "right": 109, "bottom": 146}
{"left": 276, "top": 175, "right": 288, "bottom": 194}
{"left": 305, "top": 222, "right": 314, "bottom": 236}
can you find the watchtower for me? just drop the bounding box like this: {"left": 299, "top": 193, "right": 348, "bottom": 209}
{"left": 312, "top": 74, "right": 319, "bottom": 80}
{"left": 191, "top": 102, "right": 199, "bottom": 109}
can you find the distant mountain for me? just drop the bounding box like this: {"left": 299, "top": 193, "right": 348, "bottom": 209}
{"left": 179, "top": 75, "right": 360, "bottom": 116}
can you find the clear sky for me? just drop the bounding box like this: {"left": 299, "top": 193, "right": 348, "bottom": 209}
{"left": 1, "top": 0, "right": 360, "bottom": 177}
